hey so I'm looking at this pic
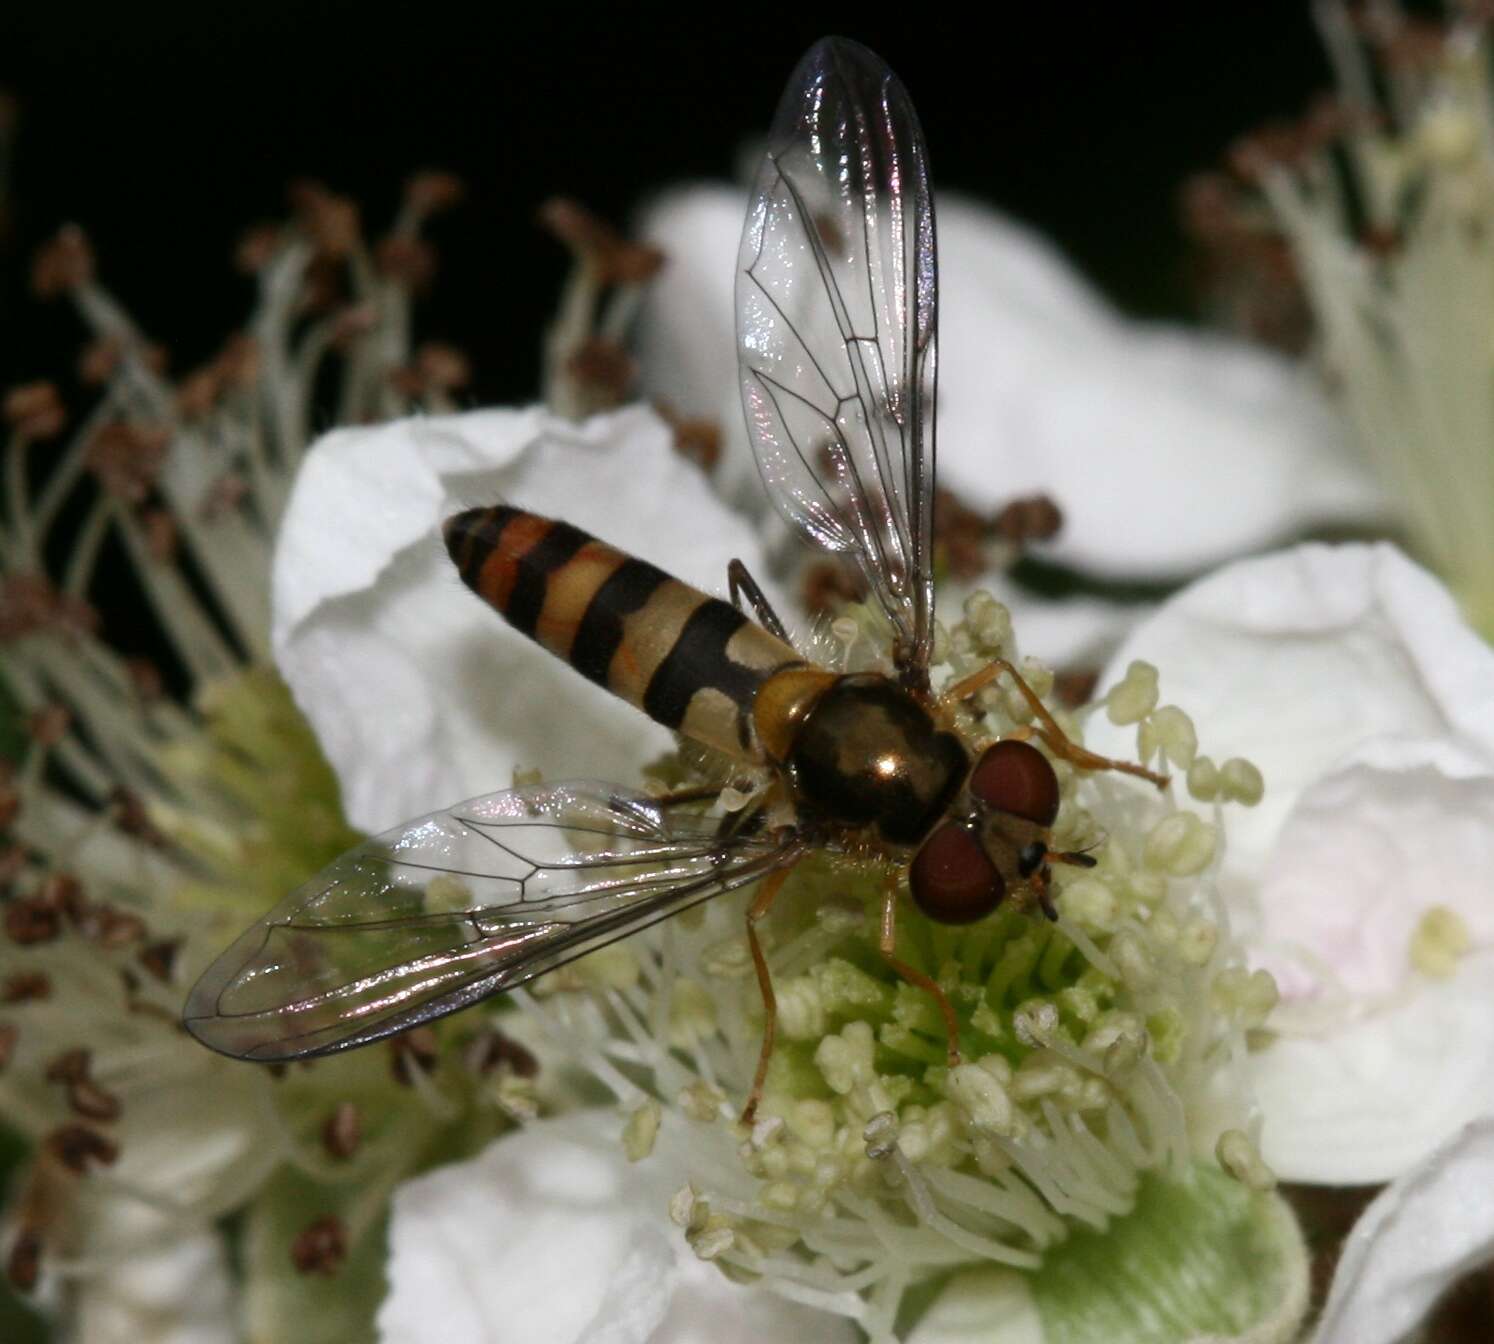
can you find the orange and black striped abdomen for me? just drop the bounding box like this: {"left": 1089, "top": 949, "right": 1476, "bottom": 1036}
{"left": 444, "top": 506, "right": 804, "bottom": 761}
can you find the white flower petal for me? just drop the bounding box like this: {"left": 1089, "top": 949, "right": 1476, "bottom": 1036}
{"left": 378, "top": 1110, "right": 853, "bottom": 1344}
{"left": 1252, "top": 949, "right": 1494, "bottom": 1184}
{"left": 1314, "top": 1118, "right": 1494, "bottom": 1344}
{"left": 932, "top": 202, "right": 1380, "bottom": 579}
{"left": 1087, "top": 543, "right": 1494, "bottom": 936}
{"left": 649, "top": 1255, "right": 856, "bottom": 1344}
{"left": 634, "top": 188, "right": 759, "bottom": 518}
{"left": 379, "top": 1111, "right": 675, "bottom": 1344}
{"left": 273, "top": 405, "right": 787, "bottom": 834}
{"left": 63, "top": 1064, "right": 276, "bottom": 1261}
{"left": 71, "top": 1227, "right": 235, "bottom": 1344}
{"left": 1258, "top": 761, "right": 1494, "bottom": 1000}
{"left": 1088, "top": 543, "right": 1494, "bottom": 1182}
{"left": 636, "top": 188, "right": 1380, "bottom": 580}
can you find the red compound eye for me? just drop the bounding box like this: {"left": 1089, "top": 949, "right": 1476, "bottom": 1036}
{"left": 910, "top": 822, "right": 1005, "bottom": 925}
{"left": 969, "top": 739, "right": 1059, "bottom": 827}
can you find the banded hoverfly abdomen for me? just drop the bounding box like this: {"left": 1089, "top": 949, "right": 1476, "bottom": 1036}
{"left": 443, "top": 505, "right": 805, "bottom": 761}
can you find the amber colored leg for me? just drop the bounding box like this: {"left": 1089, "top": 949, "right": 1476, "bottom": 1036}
{"left": 879, "top": 872, "right": 962, "bottom": 1068}
{"left": 740, "top": 861, "right": 798, "bottom": 1126}
{"left": 938, "top": 659, "right": 1008, "bottom": 710}
{"left": 651, "top": 784, "right": 727, "bottom": 808}
{"left": 942, "top": 657, "right": 1168, "bottom": 790}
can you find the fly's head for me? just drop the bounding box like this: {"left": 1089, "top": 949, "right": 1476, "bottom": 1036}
{"left": 909, "top": 738, "right": 1093, "bottom": 925}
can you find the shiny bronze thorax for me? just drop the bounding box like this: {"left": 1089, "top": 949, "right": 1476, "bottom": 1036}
{"left": 780, "top": 673, "right": 967, "bottom": 846}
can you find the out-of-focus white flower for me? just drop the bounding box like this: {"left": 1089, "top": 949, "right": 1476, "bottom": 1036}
{"left": 70, "top": 1226, "right": 235, "bottom": 1344}
{"left": 0, "top": 177, "right": 524, "bottom": 1344}
{"left": 272, "top": 403, "right": 787, "bottom": 835}
{"left": 1085, "top": 543, "right": 1494, "bottom": 1184}
{"left": 1205, "top": 2, "right": 1494, "bottom": 639}
{"left": 635, "top": 187, "right": 1381, "bottom": 583}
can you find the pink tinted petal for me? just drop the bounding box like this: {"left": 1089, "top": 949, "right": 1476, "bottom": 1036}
{"left": 1257, "top": 762, "right": 1494, "bottom": 1000}
{"left": 1252, "top": 948, "right": 1494, "bottom": 1184}
{"left": 1087, "top": 544, "right": 1494, "bottom": 1183}
{"left": 1087, "top": 544, "right": 1494, "bottom": 935}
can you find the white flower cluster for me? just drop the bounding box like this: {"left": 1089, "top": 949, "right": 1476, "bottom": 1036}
{"left": 274, "top": 381, "right": 1494, "bottom": 1342}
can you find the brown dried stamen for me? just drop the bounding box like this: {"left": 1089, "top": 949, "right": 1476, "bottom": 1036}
{"left": 390, "top": 1025, "right": 439, "bottom": 1085}
{"left": 991, "top": 493, "right": 1063, "bottom": 547}
{"left": 291, "top": 1215, "right": 347, "bottom": 1275}
{"left": 653, "top": 402, "right": 722, "bottom": 471}
{"left": 801, "top": 559, "right": 866, "bottom": 617}
{"left": 32, "top": 225, "right": 94, "bottom": 298}
{"left": 0, "top": 574, "right": 99, "bottom": 641}
{"left": 24, "top": 704, "right": 71, "bottom": 747}
{"left": 565, "top": 337, "right": 636, "bottom": 405}
{"left": 538, "top": 198, "right": 666, "bottom": 286}
{"left": 84, "top": 422, "right": 169, "bottom": 503}
{"left": 322, "top": 1101, "right": 362, "bottom": 1160}
{"left": 465, "top": 1027, "right": 539, "bottom": 1079}
{"left": 2, "top": 971, "right": 51, "bottom": 1003}
{"left": 3, "top": 382, "right": 67, "bottom": 439}
{"left": 108, "top": 787, "right": 167, "bottom": 848}
{"left": 43, "top": 1123, "right": 119, "bottom": 1174}
{"left": 137, "top": 939, "right": 181, "bottom": 981}
{"left": 5, "top": 896, "right": 61, "bottom": 946}
{"left": 44, "top": 1047, "right": 122, "bottom": 1122}
{"left": 403, "top": 170, "right": 466, "bottom": 217}
{"left": 289, "top": 180, "right": 361, "bottom": 260}
{"left": 5, "top": 1224, "right": 41, "bottom": 1291}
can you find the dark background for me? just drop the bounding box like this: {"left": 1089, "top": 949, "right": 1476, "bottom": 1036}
{"left": 0, "top": 3, "right": 1332, "bottom": 405}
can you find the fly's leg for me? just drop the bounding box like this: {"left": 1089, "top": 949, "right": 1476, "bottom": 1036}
{"left": 650, "top": 784, "right": 727, "bottom": 809}
{"left": 654, "top": 781, "right": 764, "bottom": 834}
{"left": 741, "top": 860, "right": 799, "bottom": 1126}
{"left": 880, "top": 871, "right": 961, "bottom": 1068}
{"left": 728, "top": 558, "right": 791, "bottom": 644}
{"left": 941, "top": 657, "right": 1167, "bottom": 789}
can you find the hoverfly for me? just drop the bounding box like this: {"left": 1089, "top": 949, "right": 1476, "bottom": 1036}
{"left": 184, "top": 37, "right": 1165, "bottom": 1122}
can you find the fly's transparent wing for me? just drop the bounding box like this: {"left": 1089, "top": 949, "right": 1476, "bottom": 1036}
{"left": 183, "top": 780, "right": 800, "bottom": 1062}
{"left": 737, "top": 37, "right": 937, "bottom": 682}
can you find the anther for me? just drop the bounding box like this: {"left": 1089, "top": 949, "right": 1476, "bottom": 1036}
{"left": 322, "top": 1102, "right": 362, "bottom": 1160}
{"left": 43, "top": 1123, "right": 118, "bottom": 1174}
{"left": 2, "top": 383, "right": 67, "bottom": 439}
{"left": 622, "top": 1100, "right": 662, "bottom": 1162}
{"left": 31, "top": 225, "right": 94, "bottom": 298}
{"left": 5, "top": 1224, "right": 41, "bottom": 1291}
{"left": 464, "top": 1028, "right": 538, "bottom": 1079}
{"left": 2, "top": 972, "right": 51, "bottom": 1003}
{"left": 291, "top": 1216, "right": 347, "bottom": 1276}
{"left": 389, "top": 1027, "right": 439, "bottom": 1085}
